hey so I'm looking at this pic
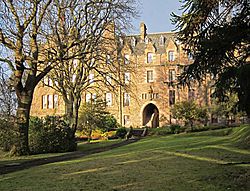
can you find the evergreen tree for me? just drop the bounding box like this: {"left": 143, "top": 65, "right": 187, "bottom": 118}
{"left": 172, "top": 0, "right": 250, "bottom": 120}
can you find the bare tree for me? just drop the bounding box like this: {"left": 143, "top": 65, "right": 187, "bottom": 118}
{"left": 0, "top": 0, "right": 54, "bottom": 155}
{"left": 0, "top": 0, "right": 138, "bottom": 155}
{"left": 44, "top": 0, "right": 138, "bottom": 134}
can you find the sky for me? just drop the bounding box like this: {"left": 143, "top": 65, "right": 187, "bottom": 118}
{"left": 130, "top": 0, "right": 182, "bottom": 34}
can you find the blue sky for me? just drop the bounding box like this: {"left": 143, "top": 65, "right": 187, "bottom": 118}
{"left": 130, "top": 0, "right": 182, "bottom": 34}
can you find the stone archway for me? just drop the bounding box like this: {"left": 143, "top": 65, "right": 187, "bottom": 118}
{"left": 142, "top": 103, "right": 159, "bottom": 128}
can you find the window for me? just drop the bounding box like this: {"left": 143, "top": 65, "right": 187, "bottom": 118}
{"left": 44, "top": 77, "right": 53, "bottom": 86}
{"left": 72, "top": 74, "right": 76, "bottom": 82}
{"left": 106, "top": 93, "right": 112, "bottom": 106}
{"left": 106, "top": 74, "right": 112, "bottom": 85}
{"left": 92, "top": 93, "right": 97, "bottom": 102}
{"left": 89, "top": 73, "right": 94, "bottom": 84}
{"left": 168, "top": 51, "right": 175, "bottom": 62}
{"left": 188, "top": 89, "right": 195, "bottom": 100}
{"left": 54, "top": 95, "right": 59, "bottom": 108}
{"left": 147, "top": 52, "right": 153, "bottom": 63}
{"left": 169, "top": 90, "right": 175, "bottom": 106}
{"left": 147, "top": 70, "right": 153, "bottom": 83}
{"left": 145, "top": 36, "right": 149, "bottom": 44}
{"left": 124, "top": 93, "right": 130, "bottom": 106}
{"left": 42, "top": 94, "right": 58, "bottom": 109}
{"left": 73, "top": 59, "right": 78, "bottom": 69}
{"left": 48, "top": 78, "right": 53, "bottom": 86}
{"left": 124, "top": 72, "right": 130, "bottom": 84}
{"left": 124, "top": 115, "right": 130, "bottom": 126}
{"left": 169, "top": 69, "right": 176, "bottom": 81}
{"left": 124, "top": 54, "right": 130, "bottom": 64}
{"left": 48, "top": 95, "right": 53, "bottom": 109}
{"left": 131, "top": 37, "right": 136, "bottom": 47}
{"left": 159, "top": 35, "right": 165, "bottom": 46}
{"left": 43, "top": 77, "right": 48, "bottom": 86}
{"left": 106, "top": 54, "right": 111, "bottom": 64}
{"left": 188, "top": 52, "right": 194, "bottom": 60}
{"left": 42, "top": 95, "right": 47, "bottom": 109}
{"left": 86, "top": 93, "right": 92, "bottom": 103}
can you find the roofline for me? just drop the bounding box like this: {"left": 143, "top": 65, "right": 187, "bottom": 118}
{"left": 126, "top": 31, "right": 176, "bottom": 37}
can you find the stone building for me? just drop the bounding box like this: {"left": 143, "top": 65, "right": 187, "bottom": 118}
{"left": 30, "top": 22, "right": 211, "bottom": 128}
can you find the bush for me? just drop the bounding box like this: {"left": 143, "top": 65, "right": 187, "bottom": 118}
{"left": 147, "top": 127, "right": 171, "bottom": 136}
{"left": 169, "top": 124, "right": 182, "bottom": 134}
{"left": 0, "top": 117, "right": 17, "bottom": 152}
{"left": 115, "top": 127, "right": 127, "bottom": 139}
{"left": 29, "top": 116, "right": 76, "bottom": 154}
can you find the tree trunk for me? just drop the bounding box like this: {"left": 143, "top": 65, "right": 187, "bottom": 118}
{"left": 15, "top": 91, "right": 33, "bottom": 155}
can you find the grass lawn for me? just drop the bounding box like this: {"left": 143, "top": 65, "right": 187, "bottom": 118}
{"left": 0, "top": 126, "right": 249, "bottom": 191}
{"left": 0, "top": 139, "right": 123, "bottom": 166}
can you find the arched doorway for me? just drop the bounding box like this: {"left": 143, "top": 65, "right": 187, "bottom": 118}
{"left": 142, "top": 103, "right": 159, "bottom": 128}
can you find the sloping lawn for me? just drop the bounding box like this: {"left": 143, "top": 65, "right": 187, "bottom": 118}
{"left": 0, "top": 126, "right": 249, "bottom": 191}
{"left": 0, "top": 139, "right": 122, "bottom": 166}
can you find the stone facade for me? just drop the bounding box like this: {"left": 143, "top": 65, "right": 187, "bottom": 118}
{"left": 30, "top": 22, "right": 211, "bottom": 128}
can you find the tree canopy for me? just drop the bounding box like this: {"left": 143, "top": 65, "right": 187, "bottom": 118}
{"left": 172, "top": 0, "right": 250, "bottom": 118}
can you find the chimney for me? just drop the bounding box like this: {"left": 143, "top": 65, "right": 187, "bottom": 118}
{"left": 140, "top": 22, "right": 147, "bottom": 41}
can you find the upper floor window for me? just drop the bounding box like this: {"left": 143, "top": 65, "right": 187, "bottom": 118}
{"left": 169, "top": 90, "right": 175, "bottom": 106}
{"left": 124, "top": 54, "right": 130, "bottom": 64}
{"left": 72, "top": 74, "right": 76, "bottom": 83}
{"left": 145, "top": 36, "right": 149, "bottom": 44}
{"left": 147, "top": 70, "right": 153, "bottom": 83}
{"left": 188, "top": 52, "right": 194, "bottom": 60}
{"left": 73, "top": 59, "right": 78, "bottom": 69}
{"left": 86, "top": 93, "right": 96, "bottom": 103}
{"left": 106, "top": 93, "right": 112, "bottom": 106}
{"left": 89, "top": 73, "right": 94, "bottom": 84}
{"left": 159, "top": 35, "right": 165, "bottom": 46}
{"left": 124, "top": 93, "right": 130, "bottom": 106}
{"left": 131, "top": 37, "right": 136, "bottom": 47}
{"left": 43, "top": 76, "right": 53, "bottom": 86}
{"left": 169, "top": 69, "right": 176, "bottom": 82}
{"left": 86, "top": 93, "right": 92, "bottom": 103}
{"left": 147, "top": 52, "right": 153, "bottom": 63}
{"left": 106, "top": 74, "right": 112, "bottom": 85}
{"left": 106, "top": 54, "right": 111, "bottom": 64}
{"left": 124, "top": 72, "right": 130, "bottom": 84}
{"left": 168, "top": 51, "right": 175, "bottom": 62}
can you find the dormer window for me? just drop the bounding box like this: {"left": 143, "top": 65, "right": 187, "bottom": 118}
{"left": 131, "top": 37, "right": 136, "bottom": 47}
{"left": 147, "top": 52, "right": 153, "bottom": 63}
{"left": 124, "top": 54, "right": 130, "bottom": 64}
{"left": 159, "top": 35, "right": 165, "bottom": 46}
{"left": 168, "top": 51, "right": 175, "bottom": 62}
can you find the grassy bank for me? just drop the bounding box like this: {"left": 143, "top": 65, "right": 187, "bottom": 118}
{"left": 0, "top": 125, "right": 249, "bottom": 191}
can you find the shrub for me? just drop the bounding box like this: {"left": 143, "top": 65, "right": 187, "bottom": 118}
{"left": 147, "top": 127, "right": 171, "bottom": 136}
{"left": 29, "top": 116, "right": 76, "bottom": 154}
{"left": 169, "top": 124, "right": 182, "bottom": 134}
{"left": 0, "top": 117, "right": 17, "bottom": 152}
{"left": 115, "top": 127, "right": 127, "bottom": 139}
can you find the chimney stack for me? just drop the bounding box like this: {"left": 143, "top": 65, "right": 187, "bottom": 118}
{"left": 140, "top": 22, "right": 147, "bottom": 41}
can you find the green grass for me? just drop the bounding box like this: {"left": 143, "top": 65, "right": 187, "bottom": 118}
{"left": 0, "top": 139, "right": 123, "bottom": 166}
{"left": 0, "top": 125, "right": 249, "bottom": 191}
